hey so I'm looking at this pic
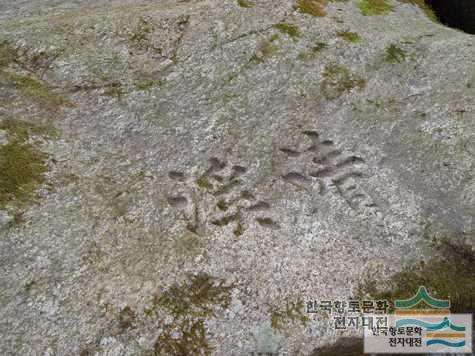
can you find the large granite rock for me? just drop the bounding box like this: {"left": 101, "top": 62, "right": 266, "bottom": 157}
{"left": 0, "top": 0, "right": 473, "bottom": 354}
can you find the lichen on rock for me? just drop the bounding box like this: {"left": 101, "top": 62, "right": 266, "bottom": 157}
{"left": 0, "top": 0, "right": 473, "bottom": 354}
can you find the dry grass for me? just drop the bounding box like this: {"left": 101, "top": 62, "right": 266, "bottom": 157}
{"left": 398, "top": 0, "right": 437, "bottom": 21}
{"left": 358, "top": 0, "right": 393, "bottom": 15}
{"left": 296, "top": 0, "right": 327, "bottom": 17}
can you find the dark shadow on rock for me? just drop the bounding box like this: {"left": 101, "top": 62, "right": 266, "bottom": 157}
{"left": 427, "top": 0, "right": 475, "bottom": 34}
{"left": 310, "top": 337, "right": 364, "bottom": 356}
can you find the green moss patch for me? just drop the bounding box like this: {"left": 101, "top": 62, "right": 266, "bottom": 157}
{"left": 321, "top": 63, "right": 366, "bottom": 99}
{"left": 216, "top": 199, "right": 229, "bottom": 211}
{"left": 337, "top": 31, "right": 361, "bottom": 43}
{"left": 155, "top": 319, "right": 213, "bottom": 356}
{"left": 249, "top": 40, "right": 279, "bottom": 65}
{"left": 249, "top": 54, "right": 264, "bottom": 65}
{"left": 103, "top": 81, "right": 124, "bottom": 99}
{"left": 196, "top": 175, "right": 213, "bottom": 190}
{"left": 118, "top": 306, "right": 136, "bottom": 329}
{"left": 359, "top": 234, "right": 475, "bottom": 313}
{"left": 0, "top": 118, "right": 56, "bottom": 209}
{"left": 153, "top": 274, "right": 234, "bottom": 355}
{"left": 385, "top": 44, "right": 406, "bottom": 63}
{"left": 0, "top": 40, "right": 17, "bottom": 69}
{"left": 233, "top": 220, "right": 244, "bottom": 237}
{"left": 358, "top": 0, "right": 393, "bottom": 15}
{"left": 261, "top": 41, "right": 278, "bottom": 57}
{"left": 268, "top": 299, "right": 309, "bottom": 330}
{"left": 134, "top": 78, "right": 162, "bottom": 91}
{"left": 0, "top": 40, "right": 69, "bottom": 111}
{"left": 237, "top": 0, "right": 255, "bottom": 8}
{"left": 298, "top": 41, "right": 329, "bottom": 61}
{"left": 296, "top": 0, "right": 327, "bottom": 17}
{"left": 0, "top": 118, "right": 60, "bottom": 141}
{"left": 128, "top": 17, "right": 158, "bottom": 52}
{"left": 273, "top": 23, "right": 301, "bottom": 40}
{"left": 0, "top": 71, "right": 70, "bottom": 109}
{"left": 367, "top": 96, "right": 398, "bottom": 111}
{"left": 155, "top": 273, "right": 234, "bottom": 318}
{"left": 0, "top": 140, "right": 47, "bottom": 209}
{"left": 0, "top": 40, "right": 65, "bottom": 79}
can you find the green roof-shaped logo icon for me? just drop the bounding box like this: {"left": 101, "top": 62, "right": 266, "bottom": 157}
{"left": 395, "top": 286, "right": 450, "bottom": 309}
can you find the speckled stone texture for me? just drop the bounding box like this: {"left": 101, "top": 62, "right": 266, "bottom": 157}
{"left": 0, "top": 0, "right": 473, "bottom": 354}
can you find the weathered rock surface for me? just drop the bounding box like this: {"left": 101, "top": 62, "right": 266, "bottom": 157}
{"left": 0, "top": 0, "right": 473, "bottom": 354}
